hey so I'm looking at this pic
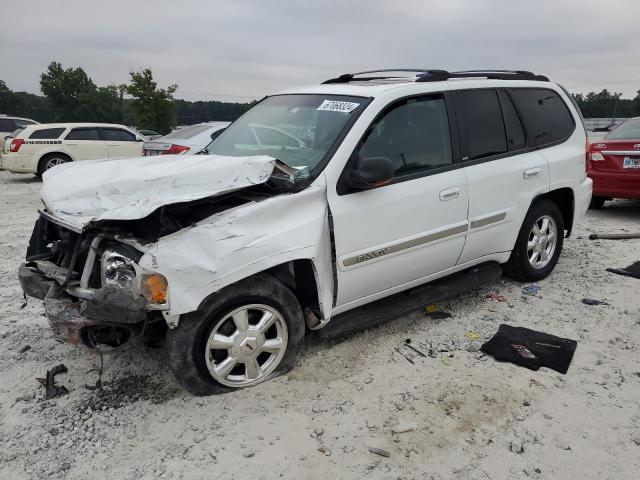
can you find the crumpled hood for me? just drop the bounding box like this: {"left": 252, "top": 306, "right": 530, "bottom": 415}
{"left": 40, "top": 154, "right": 276, "bottom": 230}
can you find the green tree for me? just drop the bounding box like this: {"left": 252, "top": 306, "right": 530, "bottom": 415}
{"left": 127, "top": 69, "right": 177, "bottom": 134}
{"left": 0, "top": 80, "right": 17, "bottom": 114}
{"left": 40, "top": 62, "right": 97, "bottom": 121}
{"left": 0, "top": 79, "right": 55, "bottom": 122}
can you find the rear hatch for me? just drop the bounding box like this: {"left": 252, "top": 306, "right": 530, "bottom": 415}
{"left": 590, "top": 140, "right": 640, "bottom": 174}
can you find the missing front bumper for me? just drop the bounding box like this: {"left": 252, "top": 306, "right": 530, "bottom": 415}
{"left": 20, "top": 262, "right": 149, "bottom": 345}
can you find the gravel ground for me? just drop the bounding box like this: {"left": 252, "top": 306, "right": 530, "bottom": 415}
{"left": 0, "top": 169, "right": 639, "bottom": 480}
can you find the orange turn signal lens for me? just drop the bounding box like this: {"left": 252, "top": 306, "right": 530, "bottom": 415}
{"left": 141, "top": 274, "right": 168, "bottom": 304}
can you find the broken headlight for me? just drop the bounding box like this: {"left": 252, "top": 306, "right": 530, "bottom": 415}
{"left": 101, "top": 250, "right": 137, "bottom": 290}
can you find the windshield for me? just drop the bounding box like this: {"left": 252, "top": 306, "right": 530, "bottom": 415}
{"left": 605, "top": 118, "right": 640, "bottom": 140}
{"left": 204, "top": 94, "right": 367, "bottom": 177}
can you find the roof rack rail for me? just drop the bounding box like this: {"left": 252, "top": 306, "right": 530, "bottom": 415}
{"left": 416, "top": 70, "right": 549, "bottom": 82}
{"left": 322, "top": 69, "right": 448, "bottom": 84}
{"left": 322, "top": 69, "right": 549, "bottom": 84}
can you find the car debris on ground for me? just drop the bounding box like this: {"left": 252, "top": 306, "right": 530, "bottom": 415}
{"left": 606, "top": 261, "right": 640, "bottom": 279}
{"left": 589, "top": 232, "right": 640, "bottom": 240}
{"left": 36, "top": 364, "right": 69, "bottom": 399}
{"left": 485, "top": 293, "right": 508, "bottom": 302}
{"left": 1, "top": 169, "right": 639, "bottom": 479}
{"left": 481, "top": 325, "right": 577, "bottom": 374}
{"left": 581, "top": 298, "right": 610, "bottom": 306}
{"left": 522, "top": 284, "right": 542, "bottom": 296}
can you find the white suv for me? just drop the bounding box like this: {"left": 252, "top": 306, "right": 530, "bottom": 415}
{"left": 1, "top": 123, "right": 145, "bottom": 176}
{"left": 0, "top": 114, "right": 39, "bottom": 139}
{"left": 19, "top": 69, "right": 592, "bottom": 395}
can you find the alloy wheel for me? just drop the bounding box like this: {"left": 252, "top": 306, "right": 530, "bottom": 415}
{"left": 45, "top": 157, "right": 67, "bottom": 170}
{"left": 204, "top": 304, "right": 288, "bottom": 387}
{"left": 527, "top": 215, "right": 558, "bottom": 269}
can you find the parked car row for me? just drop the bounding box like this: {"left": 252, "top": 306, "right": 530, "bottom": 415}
{"left": 587, "top": 117, "right": 640, "bottom": 208}
{"left": 1, "top": 123, "right": 145, "bottom": 176}
{"left": 142, "top": 122, "right": 229, "bottom": 156}
{"left": 0, "top": 121, "right": 230, "bottom": 176}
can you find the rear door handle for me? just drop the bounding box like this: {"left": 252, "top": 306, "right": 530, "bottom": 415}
{"left": 523, "top": 167, "right": 541, "bottom": 179}
{"left": 107, "top": 143, "right": 120, "bottom": 146}
{"left": 65, "top": 142, "right": 78, "bottom": 146}
{"left": 439, "top": 187, "right": 460, "bottom": 201}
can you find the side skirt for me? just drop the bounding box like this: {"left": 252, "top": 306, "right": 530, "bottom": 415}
{"left": 315, "top": 261, "right": 502, "bottom": 340}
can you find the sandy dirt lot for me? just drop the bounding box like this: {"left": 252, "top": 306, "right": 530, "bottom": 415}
{"left": 0, "top": 169, "right": 638, "bottom": 480}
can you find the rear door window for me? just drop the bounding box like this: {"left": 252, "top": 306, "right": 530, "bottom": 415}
{"left": 29, "top": 128, "right": 65, "bottom": 139}
{"left": 66, "top": 128, "right": 100, "bottom": 141}
{"left": 509, "top": 88, "right": 574, "bottom": 146}
{"left": 497, "top": 90, "right": 526, "bottom": 151}
{"left": 458, "top": 89, "right": 507, "bottom": 160}
{"left": 99, "top": 128, "right": 137, "bottom": 142}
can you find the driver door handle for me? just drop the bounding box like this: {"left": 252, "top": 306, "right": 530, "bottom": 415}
{"left": 439, "top": 187, "right": 460, "bottom": 201}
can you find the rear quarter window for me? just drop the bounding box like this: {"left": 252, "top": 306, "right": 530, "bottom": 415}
{"left": 29, "top": 128, "right": 66, "bottom": 140}
{"left": 509, "top": 88, "right": 575, "bottom": 147}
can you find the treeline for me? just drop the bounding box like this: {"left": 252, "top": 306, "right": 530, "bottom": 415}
{"left": 572, "top": 89, "right": 640, "bottom": 118}
{"left": 3, "top": 62, "right": 640, "bottom": 131}
{"left": 175, "top": 99, "right": 255, "bottom": 124}
{"left": 0, "top": 62, "right": 255, "bottom": 134}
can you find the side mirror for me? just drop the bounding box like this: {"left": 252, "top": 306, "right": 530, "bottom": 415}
{"left": 345, "top": 155, "right": 394, "bottom": 190}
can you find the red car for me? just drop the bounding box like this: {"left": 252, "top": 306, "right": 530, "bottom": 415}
{"left": 587, "top": 117, "right": 640, "bottom": 209}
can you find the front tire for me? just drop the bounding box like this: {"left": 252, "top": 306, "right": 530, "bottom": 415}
{"left": 503, "top": 200, "right": 564, "bottom": 282}
{"left": 166, "top": 274, "right": 305, "bottom": 395}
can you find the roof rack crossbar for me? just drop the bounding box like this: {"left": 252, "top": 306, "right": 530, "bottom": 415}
{"left": 322, "top": 69, "right": 449, "bottom": 84}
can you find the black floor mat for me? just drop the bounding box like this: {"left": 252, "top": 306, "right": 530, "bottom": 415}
{"left": 481, "top": 324, "right": 577, "bottom": 374}
{"left": 606, "top": 261, "right": 640, "bottom": 279}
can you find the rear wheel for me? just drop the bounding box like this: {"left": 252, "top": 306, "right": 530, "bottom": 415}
{"left": 37, "top": 153, "right": 70, "bottom": 176}
{"left": 503, "top": 200, "right": 564, "bottom": 281}
{"left": 589, "top": 196, "right": 606, "bottom": 210}
{"left": 166, "top": 274, "right": 305, "bottom": 395}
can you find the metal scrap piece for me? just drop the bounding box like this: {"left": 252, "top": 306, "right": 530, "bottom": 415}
{"left": 38, "top": 364, "right": 69, "bottom": 399}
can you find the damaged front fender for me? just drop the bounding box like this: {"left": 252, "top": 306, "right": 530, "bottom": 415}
{"left": 136, "top": 176, "right": 335, "bottom": 322}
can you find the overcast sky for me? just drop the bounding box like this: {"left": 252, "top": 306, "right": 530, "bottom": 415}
{"left": 1, "top": 0, "right": 639, "bottom": 102}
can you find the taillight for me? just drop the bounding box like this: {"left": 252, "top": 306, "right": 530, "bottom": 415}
{"left": 589, "top": 152, "right": 605, "bottom": 161}
{"left": 9, "top": 138, "right": 24, "bottom": 152}
{"left": 164, "top": 144, "right": 189, "bottom": 155}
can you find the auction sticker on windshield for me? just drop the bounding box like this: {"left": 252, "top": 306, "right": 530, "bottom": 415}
{"left": 317, "top": 100, "right": 360, "bottom": 113}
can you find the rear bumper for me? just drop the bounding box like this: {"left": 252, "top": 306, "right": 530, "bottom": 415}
{"left": 19, "top": 262, "right": 148, "bottom": 344}
{"left": 573, "top": 177, "right": 593, "bottom": 227}
{"left": 588, "top": 170, "right": 640, "bottom": 199}
{"left": 1, "top": 153, "right": 36, "bottom": 173}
